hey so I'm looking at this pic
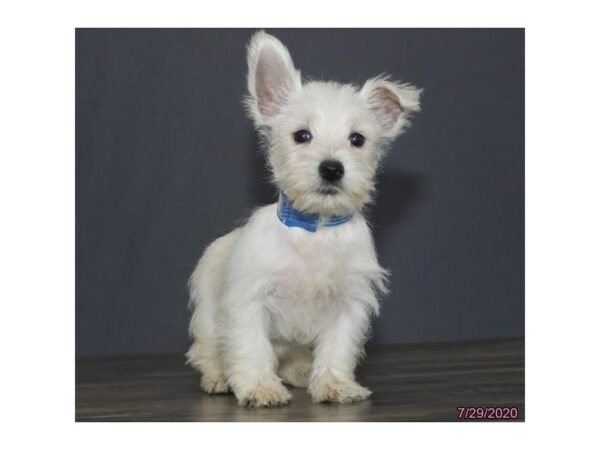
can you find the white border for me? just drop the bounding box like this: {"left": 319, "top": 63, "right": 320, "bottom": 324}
{"left": 1, "top": 0, "right": 599, "bottom": 448}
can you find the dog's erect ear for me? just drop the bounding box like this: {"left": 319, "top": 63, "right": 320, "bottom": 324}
{"left": 360, "top": 76, "right": 422, "bottom": 139}
{"left": 246, "top": 31, "right": 302, "bottom": 125}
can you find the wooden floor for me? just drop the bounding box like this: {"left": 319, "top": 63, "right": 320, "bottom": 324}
{"left": 76, "top": 338, "right": 524, "bottom": 422}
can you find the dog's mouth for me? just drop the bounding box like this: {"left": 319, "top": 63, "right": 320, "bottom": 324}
{"left": 317, "top": 185, "right": 340, "bottom": 195}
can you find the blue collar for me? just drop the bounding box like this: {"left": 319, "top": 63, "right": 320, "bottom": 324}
{"left": 276, "top": 192, "right": 353, "bottom": 232}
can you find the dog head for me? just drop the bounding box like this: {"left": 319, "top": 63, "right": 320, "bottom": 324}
{"left": 245, "top": 31, "right": 422, "bottom": 216}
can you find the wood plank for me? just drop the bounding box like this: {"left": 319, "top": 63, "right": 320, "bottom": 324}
{"left": 76, "top": 338, "right": 524, "bottom": 422}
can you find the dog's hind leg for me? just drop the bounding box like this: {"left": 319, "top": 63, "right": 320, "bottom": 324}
{"left": 187, "top": 338, "right": 229, "bottom": 394}
{"left": 277, "top": 345, "right": 313, "bottom": 388}
{"left": 188, "top": 292, "right": 229, "bottom": 394}
{"left": 186, "top": 229, "right": 241, "bottom": 394}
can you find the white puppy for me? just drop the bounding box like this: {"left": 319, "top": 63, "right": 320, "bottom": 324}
{"left": 187, "top": 31, "right": 421, "bottom": 407}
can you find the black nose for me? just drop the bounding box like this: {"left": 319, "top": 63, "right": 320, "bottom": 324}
{"left": 319, "top": 160, "right": 345, "bottom": 183}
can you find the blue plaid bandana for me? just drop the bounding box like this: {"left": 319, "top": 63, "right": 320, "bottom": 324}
{"left": 276, "top": 192, "right": 353, "bottom": 232}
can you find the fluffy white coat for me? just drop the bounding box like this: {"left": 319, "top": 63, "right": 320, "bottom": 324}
{"left": 187, "top": 31, "right": 421, "bottom": 407}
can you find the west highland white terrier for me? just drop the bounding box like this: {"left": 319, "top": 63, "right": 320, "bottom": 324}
{"left": 187, "top": 31, "right": 422, "bottom": 407}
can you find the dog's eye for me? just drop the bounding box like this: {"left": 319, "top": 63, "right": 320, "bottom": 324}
{"left": 293, "top": 129, "right": 312, "bottom": 144}
{"left": 349, "top": 132, "right": 365, "bottom": 148}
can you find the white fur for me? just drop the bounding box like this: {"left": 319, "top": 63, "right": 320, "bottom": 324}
{"left": 187, "top": 31, "right": 421, "bottom": 407}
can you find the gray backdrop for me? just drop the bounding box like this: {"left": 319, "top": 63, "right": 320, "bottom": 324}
{"left": 76, "top": 29, "right": 524, "bottom": 356}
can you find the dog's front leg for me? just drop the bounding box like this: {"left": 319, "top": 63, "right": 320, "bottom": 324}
{"left": 223, "top": 293, "right": 292, "bottom": 407}
{"left": 308, "top": 300, "right": 373, "bottom": 403}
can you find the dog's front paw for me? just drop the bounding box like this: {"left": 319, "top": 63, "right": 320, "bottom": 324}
{"left": 309, "top": 378, "right": 371, "bottom": 404}
{"left": 237, "top": 381, "right": 292, "bottom": 407}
